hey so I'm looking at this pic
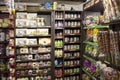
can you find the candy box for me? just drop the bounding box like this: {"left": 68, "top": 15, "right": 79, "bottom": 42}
{"left": 16, "top": 19, "right": 27, "bottom": 27}
{"left": 16, "top": 12, "right": 27, "bottom": 19}
{"left": 16, "top": 38, "right": 28, "bottom": 46}
{"left": 16, "top": 29, "right": 27, "bottom": 36}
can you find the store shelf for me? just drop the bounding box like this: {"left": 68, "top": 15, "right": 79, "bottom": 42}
{"left": 84, "top": 0, "right": 104, "bottom": 12}
{"left": 0, "top": 70, "right": 10, "bottom": 74}
{"left": 55, "top": 37, "right": 63, "bottom": 39}
{"left": 16, "top": 66, "right": 51, "bottom": 70}
{"left": 83, "top": 41, "right": 98, "bottom": 46}
{"left": 102, "top": 19, "right": 120, "bottom": 25}
{"left": 0, "top": 27, "right": 14, "bottom": 29}
{"left": 55, "top": 18, "right": 64, "bottom": 20}
{"left": 64, "top": 57, "right": 80, "bottom": 60}
{"left": 83, "top": 55, "right": 96, "bottom": 63}
{"left": 65, "top": 10, "right": 82, "bottom": 13}
{"left": 53, "top": 10, "right": 82, "bottom": 79}
{"left": 55, "top": 65, "right": 63, "bottom": 68}
{"left": 16, "top": 45, "right": 51, "bottom": 48}
{"left": 64, "top": 50, "right": 80, "bottom": 52}
{"left": 55, "top": 75, "right": 63, "bottom": 78}
{"left": 10, "top": 37, "right": 14, "bottom": 39}
{"left": 54, "top": 10, "right": 64, "bottom": 12}
{"left": 0, "top": 55, "right": 15, "bottom": 59}
{"left": 16, "top": 73, "right": 51, "bottom": 78}
{"left": 82, "top": 68, "right": 97, "bottom": 80}
{"left": 64, "top": 42, "right": 80, "bottom": 44}
{"left": 64, "top": 65, "right": 80, "bottom": 68}
{"left": 0, "top": 41, "right": 9, "bottom": 44}
{"left": 16, "top": 35, "right": 51, "bottom": 38}
{"left": 83, "top": 54, "right": 120, "bottom": 70}
{"left": 16, "top": 59, "right": 51, "bottom": 63}
{"left": 37, "top": 51, "right": 51, "bottom": 54}
{"left": 64, "top": 26, "right": 81, "bottom": 28}
{"left": 16, "top": 26, "right": 51, "bottom": 29}
{"left": 17, "top": 9, "right": 52, "bottom": 13}
{"left": 64, "top": 34, "right": 81, "bottom": 36}
{"left": 55, "top": 47, "right": 63, "bottom": 49}
{"left": 65, "top": 18, "right": 81, "bottom": 21}
{"left": 16, "top": 52, "right": 51, "bottom": 55}
{"left": 55, "top": 28, "right": 64, "bottom": 30}
{"left": 83, "top": 25, "right": 109, "bottom": 29}
{"left": 64, "top": 72, "right": 80, "bottom": 76}
{"left": 55, "top": 57, "right": 63, "bottom": 59}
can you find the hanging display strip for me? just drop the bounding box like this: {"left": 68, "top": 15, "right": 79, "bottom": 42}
{"left": 103, "top": 0, "right": 120, "bottom": 22}
{"left": 84, "top": 28, "right": 120, "bottom": 69}
{"left": 83, "top": 1, "right": 120, "bottom": 79}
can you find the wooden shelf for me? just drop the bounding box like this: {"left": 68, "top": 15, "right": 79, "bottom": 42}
{"left": 16, "top": 66, "right": 51, "bottom": 70}
{"left": 16, "top": 73, "right": 51, "bottom": 78}
{"left": 102, "top": 19, "right": 120, "bottom": 25}
{"left": 55, "top": 28, "right": 64, "bottom": 30}
{"left": 0, "top": 27, "right": 14, "bottom": 29}
{"left": 64, "top": 65, "right": 80, "bottom": 68}
{"left": 64, "top": 50, "right": 80, "bottom": 52}
{"left": 64, "top": 72, "right": 80, "bottom": 76}
{"left": 55, "top": 75, "right": 63, "bottom": 78}
{"left": 55, "top": 37, "right": 63, "bottom": 39}
{"left": 65, "top": 18, "right": 81, "bottom": 21}
{"left": 64, "top": 57, "right": 80, "bottom": 60}
{"left": 64, "top": 42, "right": 80, "bottom": 44}
{"left": 16, "top": 59, "right": 51, "bottom": 63}
{"left": 55, "top": 18, "right": 64, "bottom": 20}
{"left": 16, "top": 52, "right": 51, "bottom": 55}
{"left": 0, "top": 70, "right": 10, "bottom": 74}
{"left": 84, "top": 0, "right": 104, "bottom": 12}
{"left": 55, "top": 47, "right": 63, "bottom": 49}
{"left": 55, "top": 57, "right": 63, "bottom": 59}
{"left": 16, "top": 35, "right": 51, "bottom": 38}
{"left": 65, "top": 10, "right": 82, "bottom": 13}
{"left": 17, "top": 9, "right": 52, "bottom": 13}
{"left": 0, "top": 41, "right": 9, "bottom": 44}
{"left": 16, "top": 45, "right": 51, "bottom": 48}
{"left": 16, "top": 26, "right": 51, "bottom": 29}
{"left": 64, "top": 26, "right": 81, "bottom": 28}
{"left": 55, "top": 65, "right": 63, "bottom": 68}
{"left": 64, "top": 34, "right": 81, "bottom": 36}
{"left": 0, "top": 55, "right": 14, "bottom": 59}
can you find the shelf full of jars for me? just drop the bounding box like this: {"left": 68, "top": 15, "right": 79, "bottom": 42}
{"left": 53, "top": 10, "right": 82, "bottom": 80}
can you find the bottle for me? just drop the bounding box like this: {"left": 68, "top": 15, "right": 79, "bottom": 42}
{"left": 68, "top": 21, "right": 71, "bottom": 26}
{"left": 65, "top": 13, "right": 68, "bottom": 18}
{"left": 71, "top": 13, "right": 74, "bottom": 18}
{"left": 65, "top": 21, "right": 68, "bottom": 27}
{"left": 58, "top": 40, "right": 60, "bottom": 47}
{"left": 77, "top": 14, "right": 81, "bottom": 18}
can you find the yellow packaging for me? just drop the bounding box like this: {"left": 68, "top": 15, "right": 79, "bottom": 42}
{"left": 53, "top": 2, "right": 57, "bottom": 10}
{"left": 0, "top": 19, "right": 3, "bottom": 23}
